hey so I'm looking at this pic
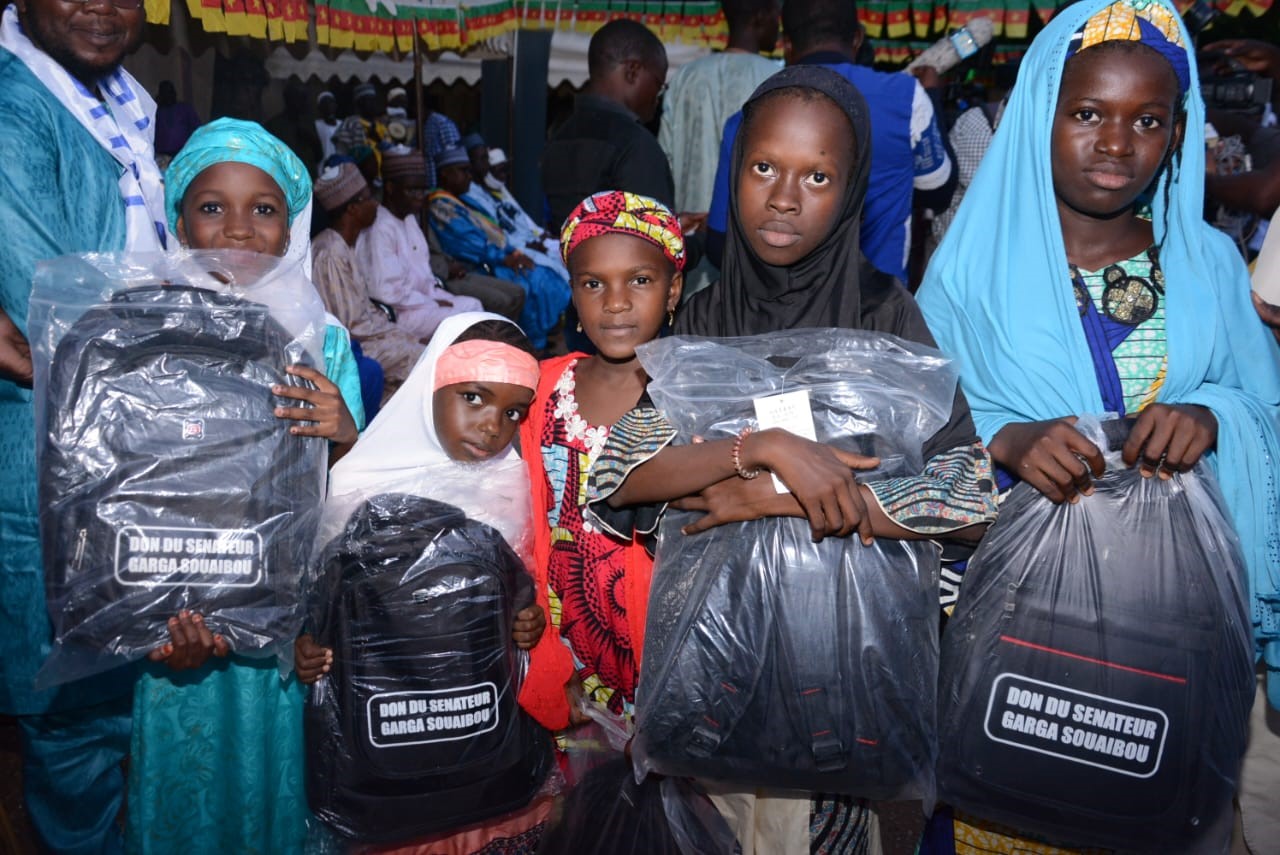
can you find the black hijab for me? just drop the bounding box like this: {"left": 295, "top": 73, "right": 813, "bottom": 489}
{"left": 677, "top": 66, "right": 886, "bottom": 337}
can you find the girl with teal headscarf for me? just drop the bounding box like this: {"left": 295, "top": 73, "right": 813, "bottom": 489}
{"left": 126, "top": 119, "right": 364, "bottom": 855}
{"left": 918, "top": 0, "right": 1280, "bottom": 850}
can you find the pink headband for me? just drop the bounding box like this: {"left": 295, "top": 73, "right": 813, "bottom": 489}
{"left": 434, "top": 340, "right": 540, "bottom": 392}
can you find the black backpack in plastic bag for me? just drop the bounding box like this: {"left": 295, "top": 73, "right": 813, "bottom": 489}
{"left": 305, "top": 493, "right": 552, "bottom": 844}
{"left": 636, "top": 505, "right": 939, "bottom": 798}
{"left": 936, "top": 452, "right": 1254, "bottom": 852}
{"left": 38, "top": 284, "right": 324, "bottom": 676}
{"left": 632, "top": 330, "right": 957, "bottom": 801}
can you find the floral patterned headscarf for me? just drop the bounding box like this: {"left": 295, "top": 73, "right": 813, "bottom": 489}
{"left": 559, "top": 191, "right": 685, "bottom": 271}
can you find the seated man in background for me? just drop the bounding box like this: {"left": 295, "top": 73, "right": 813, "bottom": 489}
{"left": 332, "top": 82, "right": 386, "bottom": 168}
{"left": 356, "top": 150, "right": 485, "bottom": 341}
{"left": 429, "top": 146, "right": 569, "bottom": 352}
{"left": 461, "top": 134, "right": 568, "bottom": 280}
{"left": 312, "top": 162, "right": 425, "bottom": 403}
{"left": 422, "top": 94, "right": 461, "bottom": 189}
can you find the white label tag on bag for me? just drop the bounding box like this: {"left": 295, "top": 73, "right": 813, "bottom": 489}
{"left": 753, "top": 390, "right": 818, "bottom": 494}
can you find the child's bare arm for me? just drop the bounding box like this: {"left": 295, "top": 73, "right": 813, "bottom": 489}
{"left": 607, "top": 428, "right": 879, "bottom": 539}
{"left": 272, "top": 364, "right": 359, "bottom": 446}
{"left": 294, "top": 633, "right": 333, "bottom": 684}
{"left": 148, "top": 611, "right": 229, "bottom": 671}
{"left": 512, "top": 604, "right": 545, "bottom": 650}
{"left": 673, "top": 475, "right": 989, "bottom": 545}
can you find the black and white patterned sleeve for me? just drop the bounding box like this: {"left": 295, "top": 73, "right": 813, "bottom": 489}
{"left": 864, "top": 441, "right": 999, "bottom": 535}
{"left": 583, "top": 402, "right": 678, "bottom": 539}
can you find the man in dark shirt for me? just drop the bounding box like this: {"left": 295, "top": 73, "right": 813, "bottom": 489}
{"left": 153, "top": 80, "right": 200, "bottom": 162}
{"left": 541, "top": 18, "right": 671, "bottom": 229}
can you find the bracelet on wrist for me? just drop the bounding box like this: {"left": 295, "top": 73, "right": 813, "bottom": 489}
{"left": 731, "top": 426, "right": 762, "bottom": 480}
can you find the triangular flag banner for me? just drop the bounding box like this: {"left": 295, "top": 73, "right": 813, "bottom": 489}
{"left": 157, "top": 1, "right": 1275, "bottom": 54}
{"left": 949, "top": 0, "right": 981, "bottom": 28}
{"left": 860, "top": 0, "right": 888, "bottom": 38}
{"left": 145, "top": 0, "right": 170, "bottom": 25}
{"left": 242, "top": 0, "right": 268, "bottom": 39}
{"left": 886, "top": 0, "right": 912, "bottom": 37}
{"left": 911, "top": 0, "right": 933, "bottom": 37}
{"left": 932, "top": 0, "right": 949, "bottom": 31}
{"left": 1005, "top": 0, "right": 1030, "bottom": 38}
{"left": 188, "top": 0, "right": 226, "bottom": 33}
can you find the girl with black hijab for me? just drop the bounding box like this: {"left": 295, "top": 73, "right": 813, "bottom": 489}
{"left": 595, "top": 67, "right": 994, "bottom": 552}
{"left": 586, "top": 67, "right": 998, "bottom": 853}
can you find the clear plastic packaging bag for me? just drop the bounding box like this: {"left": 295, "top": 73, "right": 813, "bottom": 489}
{"left": 557, "top": 696, "right": 634, "bottom": 788}
{"left": 936, "top": 416, "right": 1255, "bottom": 852}
{"left": 304, "top": 459, "right": 552, "bottom": 844}
{"left": 29, "top": 251, "right": 328, "bottom": 686}
{"left": 632, "top": 329, "right": 959, "bottom": 802}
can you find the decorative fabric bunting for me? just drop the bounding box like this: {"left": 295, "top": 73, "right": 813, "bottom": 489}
{"left": 162, "top": 1, "right": 1272, "bottom": 54}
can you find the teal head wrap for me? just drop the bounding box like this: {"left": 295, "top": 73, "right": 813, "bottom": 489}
{"left": 165, "top": 118, "right": 312, "bottom": 235}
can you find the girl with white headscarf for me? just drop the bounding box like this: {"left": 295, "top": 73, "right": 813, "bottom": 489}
{"left": 299, "top": 312, "right": 565, "bottom": 853}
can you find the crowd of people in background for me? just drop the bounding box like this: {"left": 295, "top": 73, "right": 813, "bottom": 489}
{"left": 1, "top": 0, "right": 1279, "bottom": 853}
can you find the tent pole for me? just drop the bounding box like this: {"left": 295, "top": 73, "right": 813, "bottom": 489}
{"left": 509, "top": 26, "right": 519, "bottom": 158}
{"left": 413, "top": 26, "right": 425, "bottom": 156}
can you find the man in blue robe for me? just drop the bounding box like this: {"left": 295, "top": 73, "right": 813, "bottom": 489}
{"left": 0, "top": 0, "right": 164, "bottom": 851}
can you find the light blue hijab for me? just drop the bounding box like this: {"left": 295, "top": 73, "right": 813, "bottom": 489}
{"left": 164, "top": 117, "right": 312, "bottom": 235}
{"left": 918, "top": 0, "right": 1280, "bottom": 705}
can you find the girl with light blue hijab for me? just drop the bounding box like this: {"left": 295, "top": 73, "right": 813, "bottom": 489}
{"left": 126, "top": 119, "right": 362, "bottom": 855}
{"left": 163, "top": 117, "right": 367, "bottom": 436}
{"left": 919, "top": 0, "right": 1280, "bottom": 848}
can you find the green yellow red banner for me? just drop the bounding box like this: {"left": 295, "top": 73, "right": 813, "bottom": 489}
{"left": 167, "top": 1, "right": 1273, "bottom": 55}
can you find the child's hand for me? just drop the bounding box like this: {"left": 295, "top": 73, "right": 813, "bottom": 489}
{"left": 512, "top": 604, "right": 546, "bottom": 649}
{"left": 1200, "top": 39, "right": 1280, "bottom": 80}
{"left": 294, "top": 633, "right": 333, "bottom": 684}
{"left": 748, "top": 429, "right": 880, "bottom": 542}
{"left": 148, "top": 611, "right": 229, "bottom": 671}
{"left": 989, "top": 417, "right": 1105, "bottom": 504}
{"left": 564, "top": 676, "right": 592, "bottom": 728}
{"left": 503, "top": 250, "right": 535, "bottom": 273}
{"left": 1122, "top": 404, "right": 1217, "bottom": 479}
{"left": 0, "top": 308, "right": 32, "bottom": 387}
{"left": 1254, "top": 293, "right": 1280, "bottom": 344}
{"left": 273, "top": 365, "right": 359, "bottom": 445}
{"left": 678, "top": 212, "right": 707, "bottom": 235}
{"left": 672, "top": 472, "right": 861, "bottom": 541}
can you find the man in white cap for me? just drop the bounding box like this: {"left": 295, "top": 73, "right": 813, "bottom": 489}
{"left": 333, "top": 81, "right": 386, "bottom": 167}
{"left": 485, "top": 148, "right": 547, "bottom": 239}
{"left": 316, "top": 90, "right": 340, "bottom": 166}
{"left": 358, "top": 150, "right": 523, "bottom": 340}
{"left": 382, "top": 84, "right": 415, "bottom": 147}
{"left": 313, "top": 162, "right": 424, "bottom": 400}
{"left": 470, "top": 143, "right": 568, "bottom": 281}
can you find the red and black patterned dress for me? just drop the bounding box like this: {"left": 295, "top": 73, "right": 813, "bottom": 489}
{"left": 535, "top": 358, "right": 640, "bottom": 716}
